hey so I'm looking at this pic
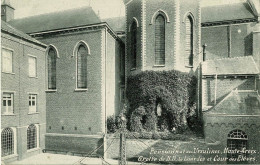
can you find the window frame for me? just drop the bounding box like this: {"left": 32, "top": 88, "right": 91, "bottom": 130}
{"left": 47, "top": 48, "right": 57, "bottom": 90}
{"left": 75, "top": 44, "right": 89, "bottom": 90}
{"left": 154, "top": 14, "right": 166, "bottom": 66}
{"left": 2, "top": 92, "right": 14, "bottom": 115}
{"left": 28, "top": 93, "right": 37, "bottom": 114}
{"left": 184, "top": 15, "right": 194, "bottom": 67}
{"left": 1, "top": 127, "right": 17, "bottom": 159}
{"left": 2, "top": 47, "right": 14, "bottom": 74}
{"left": 28, "top": 55, "right": 37, "bottom": 78}
{"left": 27, "top": 124, "right": 39, "bottom": 151}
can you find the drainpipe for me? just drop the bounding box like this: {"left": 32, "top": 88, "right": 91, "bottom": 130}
{"left": 214, "top": 67, "right": 218, "bottom": 105}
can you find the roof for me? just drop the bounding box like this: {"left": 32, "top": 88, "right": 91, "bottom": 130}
{"left": 1, "top": 20, "right": 46, "bottom": 47}
{"left": 204, "top": 90, "right": 260, "bottom": 115}
{"left": 102, "top": 17, "right": 126, "bottom": 32}
{"left": 8, "top": 6, "right": 101, "bottom": 34}
{"left": 201, "top": 3, "right": 256, "bottom": 23}
{"left": 202, "top": 56, "right": 259, "bottom": 75}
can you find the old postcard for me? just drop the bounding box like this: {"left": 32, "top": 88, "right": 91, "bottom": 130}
{"left": 1, "top": 0, "right": 260, "bottom": 164}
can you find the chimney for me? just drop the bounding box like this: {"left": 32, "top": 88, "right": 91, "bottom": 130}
{"left": 1, "top": 0, "right": 15, "bottom": 22}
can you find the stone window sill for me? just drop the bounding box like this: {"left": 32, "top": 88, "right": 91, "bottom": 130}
{"left": 27, "top": 148, "right": 40, "bottom": 153}
{"left": 153, "top": 65, "right": 165, "bottom": 67}
{"left": 28, "top": 112, "right": 39, "bottom": 115}
{"left": 185, "top": 65, "right": 193, "bottom": 68}
{"left": 45, "top": 89, "right": 57, "bottom": 93}
{"left": 1, "top": 154, "right": 18, "bottom": 160}
{"left": 2, "top": 71, "right": 15, "bottom": 75}
{"left": 75, "top": 88, "right": 88, "bottom": 92}
{"left": 2, "top": 113, "right": 15, "bottom": 116}
{"left": 130, "top": 68, "right": 137, "bottom": 71}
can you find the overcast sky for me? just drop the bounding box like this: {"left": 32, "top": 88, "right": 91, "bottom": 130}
{"left": 4, "top": 0, "right": 246, "bottom": 19}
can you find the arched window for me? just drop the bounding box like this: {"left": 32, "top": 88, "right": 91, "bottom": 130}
{"left": 185, "top": 16, "right": 193, "bottom": 67}
{"left": 1, "top": 128, "right": 14, "bottom": 157}
{"left": 155, "top": 14, "right": 165, "bottom": 65}
{"left": 131, "top": 21, "right": 137, "bottom": 69}
{"left": 48, "top": 48, "right": 57, "bottom": 89}
{"left": 27, "top": 124, "right": 37, "bottom": 150}
{"left": 77, "top": 45, "right": 88, "bottom": 89}
{"left": 227, "top": 129, "right": 248, "bottom": 162}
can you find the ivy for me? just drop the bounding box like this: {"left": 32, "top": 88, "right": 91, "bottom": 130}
{"left": 126, "top": 70, "right": 197, "bottom": 132}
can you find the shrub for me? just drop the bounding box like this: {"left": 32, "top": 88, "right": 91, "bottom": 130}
{"left": 126, "top": 70, "right": 197, "bottom": 132}
{"left": 152, "top": 131, "right": 161, "bottom": 140}
{"left": 140, "top": 131, "right": 153, "bottom": 139}
{"left": 107, "top": 116, "right": 117, "bottom": 133}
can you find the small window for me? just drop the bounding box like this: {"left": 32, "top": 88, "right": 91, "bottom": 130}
{"left": 2, "top": 48, "right": 13, "bottom": 73}
{"left": 27, "top": 124, "right": 37, "bottom": 150}
{"left": 29, "top": 94, "right": 37, "bottom": 113}
{"left": 1, "top": 128, "right": 14, "bottom": 157}
{"left": 28, "top": 56, "right": 37, "bottom": 77}
{"left": 2, "top": 93, "right": 14, "bottom": 115}
{"left": 48, "top": 48, "right": 57, "bottom": 89}
{"left": 77, "top": 45, "right": 88, "bottom": 89}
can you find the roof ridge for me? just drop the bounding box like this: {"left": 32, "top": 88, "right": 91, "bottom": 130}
{"left": 204, "top": 55, "right": 253, "bottom": 62}
{"left": 10, "top": 6, "right": 93, "bottom": 21}
{"left": 202, "top": 2, "right": 247, "bottom": 8}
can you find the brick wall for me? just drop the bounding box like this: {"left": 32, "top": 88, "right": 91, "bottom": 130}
{"left": 126, "top": 0, "right": 200, "bottom": 74}
{"left": 1, "top": 32, "right": 46, "bottom": 162}
{"left": 201, "top": 23, "right": 256, "bottom": 60}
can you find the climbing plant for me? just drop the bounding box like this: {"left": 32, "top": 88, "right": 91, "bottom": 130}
{"left": 126, "top": 70, "right": 197, "bottom": 132}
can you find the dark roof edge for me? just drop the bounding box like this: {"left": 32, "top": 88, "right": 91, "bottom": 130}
{"left": 201, "top": 18, "right": 257, "bottom": 27}
{"left": 1, "top": 29, "right": 47, "bottom": 48}
{"left": 29, "top": 22, "right": 123, "bottom": 43}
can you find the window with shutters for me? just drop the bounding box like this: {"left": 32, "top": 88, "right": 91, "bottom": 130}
{"left": 131, "top": 21, "right": 137, "bottom": 69}
{"left": 2, "top": 48, "right": 13, "bottom": 73}
{"left": 185, "top": 16, "right": 193, "bottom": 67}
{"left": 155, "top": 14, "right": 165, "bottom": 65}
{"left": 27, "top": 124, "right": 37, "bottom": 150}
{"left": 28, "top": 56, "right": 37, "bottom": 77}
{"left": 77, "top": 45, "right": 88, "bottom": 89}
{"left": 2, "top": 93, "right": 14, "bottom": 115}
{"left": 48, "top": 48, "right": 57, "bottom": 89}
{"left": 1, "top": 128, "right": 14, "bottom": 157}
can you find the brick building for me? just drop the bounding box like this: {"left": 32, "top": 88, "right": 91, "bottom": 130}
{"left": 200, "top": 1, "right": 260, "bottom": 162}
{"left": 1, "top": 1, "right": 47, "bottom": 163}
{"left": 1, "top": 0, "right": 260, "bottom": 163}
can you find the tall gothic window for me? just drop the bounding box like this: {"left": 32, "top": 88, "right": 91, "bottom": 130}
{"left": 27, "top": 124, "right": 37, "bottom": 150}
{"left": 48, "top": 48, "right": 57, "bottom": 89}
{"left": 185, "top": 16, "right": 193, "bottom": 66}
{"left": 131, "top": 21, "right": 137, "bottom": 69}
{"left": 1, "top": 128, "right": 14, "bottom": 157}
{"left": 77, "top": 45, "right": 88, "bottom": 89}
{"left": 155, "top": 14, "right": 165, "bottom": 65}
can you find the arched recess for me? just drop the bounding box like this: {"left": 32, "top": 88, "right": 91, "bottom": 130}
{"left": 73, "top": 40, "right": 91, "bottom": 57}
{"left": 74, "top": 41, "right": 90, "bottom": 89}
{"left": 46, "top": 44, "right": 60, "bottom": 58}
{"left": 46, "top": 44, "right": 59, "bottom": 90}
{"left": 183, "top": 12, "right": 195, "bottom": 67}
{"left": 150, "top": 9, "right": 170, "bottom": 25}
{"left": 182, "top": 12, "right": 195, "bottom": 24}
{"left": 128, "top": 17, "right": 139, "bottom": 32}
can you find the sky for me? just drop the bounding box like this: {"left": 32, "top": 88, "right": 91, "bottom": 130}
{"left": 4, "top": 0, "right": 246, "bottom": 20}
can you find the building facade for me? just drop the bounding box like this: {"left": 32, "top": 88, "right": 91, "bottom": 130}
{"left": 1, "top": 2, "right": 47, "bottom": 163}
{"left": 1, "top": 0, "right": 260, "bottom": 163}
